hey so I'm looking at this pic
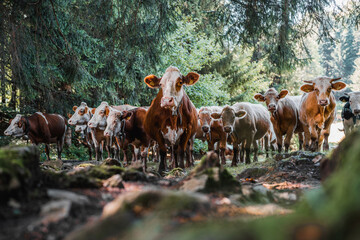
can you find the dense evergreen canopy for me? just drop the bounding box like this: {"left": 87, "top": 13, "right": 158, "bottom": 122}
{"left": 0, "top": 0, "right": 359, "bottom": 118}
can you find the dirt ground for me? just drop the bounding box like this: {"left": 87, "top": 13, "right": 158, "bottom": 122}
{"left": 0, "top": 149, "right": 324, "bottom": 240}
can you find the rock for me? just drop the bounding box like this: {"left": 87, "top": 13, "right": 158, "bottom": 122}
{"left": 122, "top": 169, "right": 148, "bottom": 182}
{"left": 103, "top": 174, "right": 124, "bottom": 188}
{"left": 42, "top": 159, "right": 63, "bottom": 171}
{"left": 101, "top": 158, "right": 122, "bottom": 167}
{"left": 180, "top": 174, "right": 208, "bottom": 192}
{"left": 47, "top": 189, "right": 90, "bottom": 205}
{"left": 179, "top": 152, "right": 240, "bottom": 193}
{"left": 0, "top": 146, "right": 40, "bottom": 201}
{"left": 66, "top": 190, "right": 210, "bottom": 240}
{"left": 237, "top": 167, "right": 268, "bottom": 179}
{"left": 40, "top": 200, "right": 72, "bottom": 224}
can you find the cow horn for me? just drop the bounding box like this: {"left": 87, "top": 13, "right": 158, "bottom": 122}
{"left": 330, "top": 77, "right": 342, "bottom": 83}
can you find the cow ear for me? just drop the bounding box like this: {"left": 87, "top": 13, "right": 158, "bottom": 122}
{"left": 300, "top": 84, "right": 314, "bottom": 93}
{"left": 332, "top": 81, "right": 346, "bottom": 91}
{"left": 105, "top": 107, "right": 110, "bottom": 116}
{"left": 84, "top": 107, "right": 88, "bottom": 114}
{"left": 235, "top": 110, "right": 247, "bottom": 119}
{"left": 254, "top": 93, "right": 266, "bottom": 102}
{"left": 278, "top": 89, "right": 289, "bottom": 99}
{"left": 144, "top": 74, "right": 161, "bottom": 88}
{"left": 91, "top": 108, "right": 96, "bottom": 114}
{"left": 183, "top": 72, "right": 200, "bottom": 86}
{"left": 339, "top": 95, "right": 350, "bottom": 102}
{"left": 72, "top": 106, "right": 78, "bottom": 112}
{"left": 211, "top": 113, "right": 221, "bottom": 119}
{"left": 67, "top": 113, "right": 72, "bottom": 118}
{"left": 121, "top": 111, "right": 133, "bottom": 120}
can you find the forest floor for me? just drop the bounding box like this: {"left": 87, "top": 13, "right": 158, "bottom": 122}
{"left": 0, "top": 147, "right": 326, "bottom": 240}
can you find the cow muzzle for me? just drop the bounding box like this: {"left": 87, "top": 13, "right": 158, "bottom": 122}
{"left": 161, "top": 97, "right": 175, "bottom": 109}
{"left": 4, "top": 130, "right": 10, "bottom": 136}
{"left": 223, "top": 126, "right": 232, "bottom": 133}
{"left": 88, "top": 122, "right": 97, "bottom": 128}
{"left": 202, "top": 126, "right": 210, "bottom": 133}
{"left": 354, "top": 109, "right": 360, "bottom": 115}
{"left": 318, "top": 99, "right": 329, "bottom": 106}
{"left": 268, "top": 104, "right": 277, "bottom": 112}
{"left": 104, "top": 131, "right": 111, "bottom": 137}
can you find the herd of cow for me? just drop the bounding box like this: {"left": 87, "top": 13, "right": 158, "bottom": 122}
{"left": 4, "top": 66, "right": 360, "bottom": 174}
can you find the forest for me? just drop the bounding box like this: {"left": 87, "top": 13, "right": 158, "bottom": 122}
{"left": 1, "top": 0, "right": 360, "bottom": 239}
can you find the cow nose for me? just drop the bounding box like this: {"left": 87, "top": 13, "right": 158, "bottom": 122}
{"left": 104, "top": 131, "right": 110, "bottom": 137}
{"left": 4, "top": 130, "right": 8, "bottom": 135}
{"left": 354, "top": 109, "right": 360, "bottom": 115}
{"left": 161, "top": 97, "right": 175, "bottom": 108}
{"left": 224, "top": 126, "right": 232, "bottom": 133}
{"left": 202, "top": 126, "right": 209, "bottom": 133}
{"left": 319, "top": 100, "right": 328, "bottom": 106}
{"left": 268, "top": 104, "right": 276, "bottom": 110}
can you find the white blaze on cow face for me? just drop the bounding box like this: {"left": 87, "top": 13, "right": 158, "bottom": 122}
{"left": 254, "top": 88, "right": 288, "bottom": 112}
{"left": 75, "top": 125, "right": 88, "bottom": 139}
{"left": 4, "top": 114, "right": 25, "bottom": 137}
{"left": 347, "top": 92, "right": 360, "bottom": 116}
{"left": 300, "top": 77, "right": 346, "bottom": 106}
{"left": 211, "top": 106, "right": 247, "bottom": 134}
{"left": 144, "top": 66, "right": 200, "bottom": 111}
{"left": 69, "top": 102, "right": 91, "bottom": 125}
{"left": 162, "top": 126, "right": 184, "bottom": 145}
{"left": 88, "top": 101, "right": 109, "bottom": 130}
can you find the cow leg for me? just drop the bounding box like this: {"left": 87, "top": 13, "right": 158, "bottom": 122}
{"left": 284, "top": 125, "right": 295, "bottom": 152}
{"left": 232, "top": 143, "right": 239, "bottom": 167}
{"left": 240, "top": 142, "right": 245, "bottom": 163}
{"left": 264, "top": 134, "right": 269, "bottom": 158}
{"left": 298, "top": 132, "right": 304, "bottom": 151}
{"left": 45, "top": 144, "right": 51, "bottom": 161}
{"left": 302, "top": 125, "right": 311, "bottom": 151}
{"left": 276, "top": 132, "right": 283, "bottom": 153}
{"left": 141, "top": 146, "right": 148, "bottom": 172}
{"left": 252, "top": 139, "right": 259, "bottom": 162}
{"left": 56, "top": 140, "right": 63, "bottom": 160}
{"left": 245, "top": 138, "right": 252, "bottom": 164}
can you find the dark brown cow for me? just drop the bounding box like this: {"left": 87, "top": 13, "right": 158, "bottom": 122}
{"left": 104, "top": 107, "right": 151, "bottom": 171}
{"left": 143, "top": 66, "right": 199, "bottom": 174}
{"left": 4, "top": 113, "right": 70, "bottom": 160}
{"left": 299, "top": 77, "right": 346, "bottom": 151}
{"left": 254, "top": 88, "right": 304, "bottom": 152}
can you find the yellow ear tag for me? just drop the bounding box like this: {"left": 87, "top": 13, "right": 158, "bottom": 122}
{"left": 126, "top": 116, "right": 131, "bottom": 120}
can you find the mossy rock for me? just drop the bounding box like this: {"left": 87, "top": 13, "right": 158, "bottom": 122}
{"left": 0, "top": 146, "right": 40, "bottom": 201}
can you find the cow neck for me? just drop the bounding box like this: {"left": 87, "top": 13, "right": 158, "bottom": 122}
{"left": 23, "top": 117, "right": 31, "bottom": 136}
{"left": 170, "top": 97, "right": 183, "bottom": 126}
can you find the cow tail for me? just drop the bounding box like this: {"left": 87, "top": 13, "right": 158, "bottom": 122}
{"left": 65, "top": 124, "right": 72, "bottom": 147}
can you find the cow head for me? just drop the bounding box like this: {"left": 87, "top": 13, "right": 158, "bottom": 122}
{"left": 144, "top": 66, "right": 200, "bottom": 111}
{"left": 68, "top": 102, "right": 91, "bottom": 125}
{"left": 4, "top": 114, "right": 26, "bottom": 137}
{"left": 104, "top": 109, "right": 133, "bottom": 137}
{"left": 340, "top": 92, "right": 360, "bottom": 116}
{"left": 254, "top": 88, "right": 289, "bottom": 112}
{"left": 75, "top": 125, "right": 87, "bottom": 139}
{"left": 211, "top": 106, "right": 247, "bottom": 134}
{"left": 198, "top": 107, "right": 213, "bottom": 133}
{"left": 300, "top": 77, "right": 346, "bottom": 106}
{"left": 88, "top": 101, "right": 110, "bottom": 130}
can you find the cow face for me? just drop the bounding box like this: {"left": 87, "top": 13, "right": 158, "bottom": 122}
{"left": 198, "top": 107, "right": 213, "bottom": 133}
{"left": 4, "top": 114, "right": 26, "bottom": 137}
{"left": 104, "top": 110, "right": 133, "bottom": 137}
{"left": 341, "top": 92, "right": 360, "bottom": 116}
{"left": 254, "top": 88, "right": 288, "bottom": 112}
{"left": 300, "top": 77, "right": 346, "bottom": 106}
{"left": 144, "top": 66, "right": 200, "bottom": 111}
{"left": 75, "top": 125, "right": 87, "bottom": 139}
{"left": 211, "top": 106, "right": 247, "bottom": 134}
{"left": 88, "top": 101, "right": 109, "bottom": 130}
{"left": 68, "top": 102, "right": 91, "bottom": 125}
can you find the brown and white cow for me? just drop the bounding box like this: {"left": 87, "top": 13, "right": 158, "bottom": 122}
{"left": 143, "top": 66, "right": 199, "bottom": 174}
{"left": 254, "top": 88, "right": 304, "bottom": 152}
{"left": 68, "top": 102, "right": 94, "bottom": 160}
{"left": 196, "top": 106, "right": 228, "bottom": 164}
{"left": 211, "top": 103, "right": 275, "bottom": 165}
{"left": 104, "top": 107, "right": 151, "bottom": 171}
{"left": 4, "top": 112, "right": 70, "bottom": 160}
{"left": 299, "top": 77, "right": 346, "bottom": 151}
